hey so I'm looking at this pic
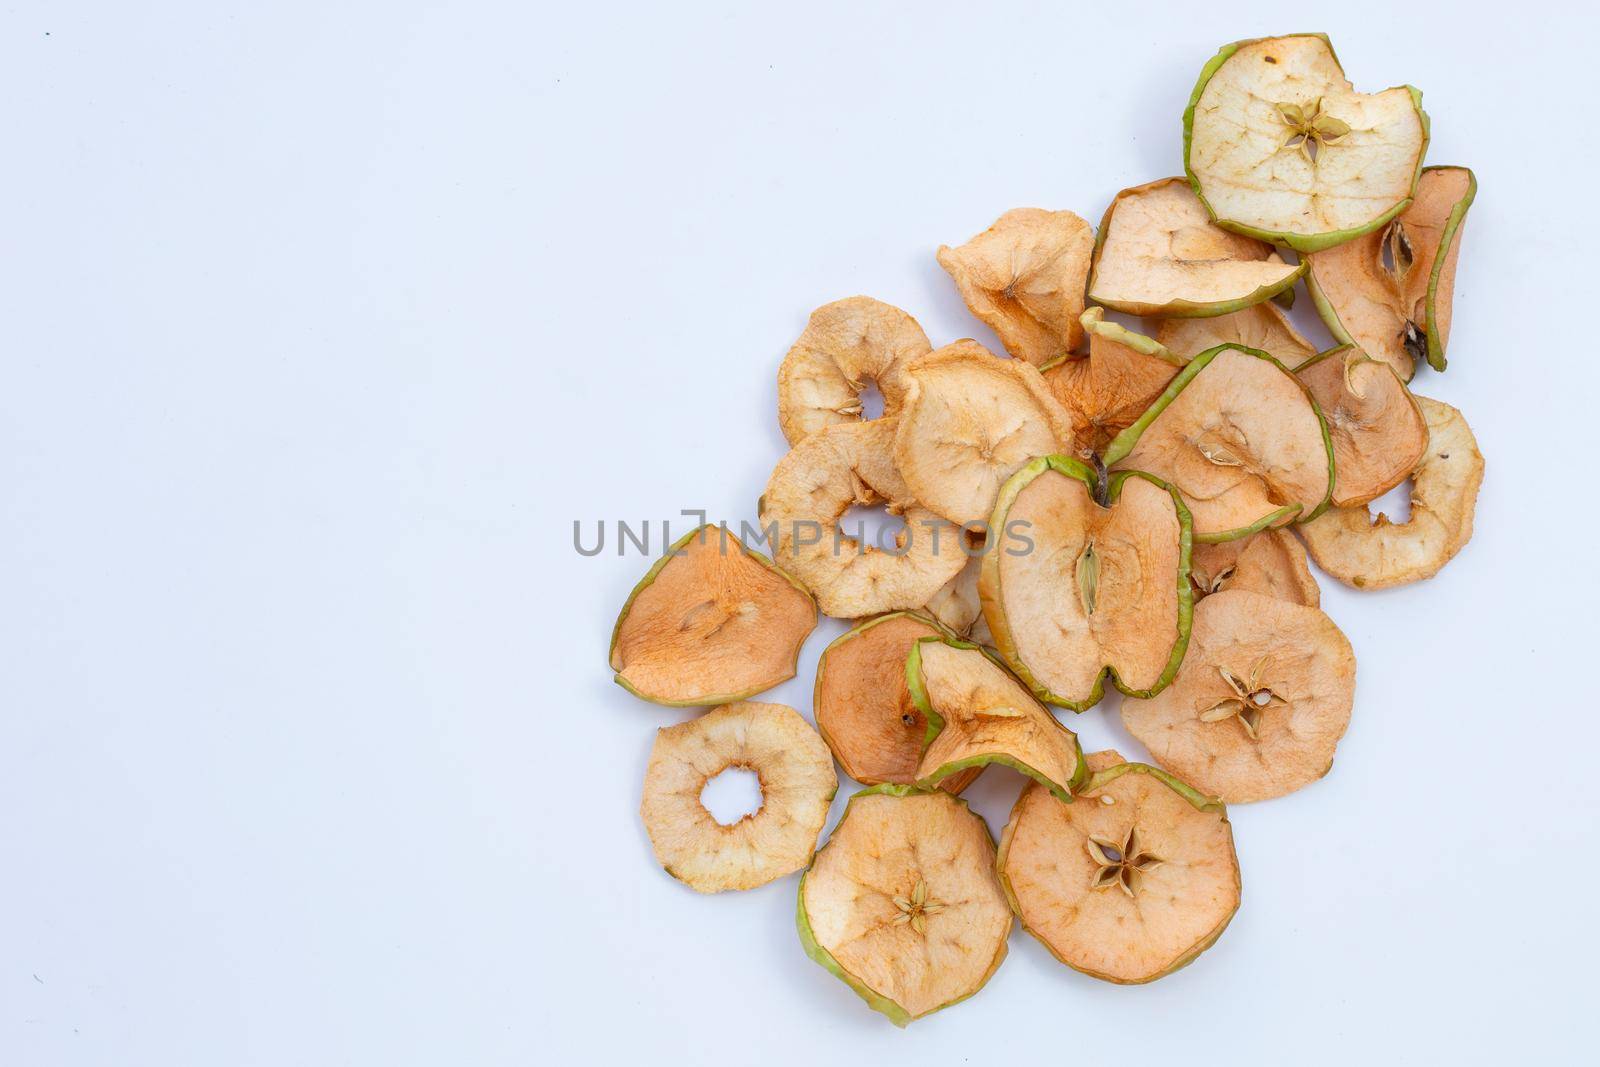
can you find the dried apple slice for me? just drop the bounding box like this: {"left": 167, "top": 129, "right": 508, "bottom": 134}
{"left": 1299, "top": 395, "right": 1483, "bottom": 589}
{"left": 923, "top": 553, "right": 984, "bottom": 637}
{"left": 1295, "top": 346, "right": 1427, "bottom": 507}
{"left": 1306, "top": 166, "right": 1477, "bottom": 379}
{"left": 997, "top": 754, "right": 1240, "bottom": 984}
{"left": 936, "top": 208, "right": 1095, "bottom": 365}
{"left": 760, "top": 419, "right": 967, "bottom": 617}
{"left": 1156, "top": 301, "right": 1316, "bottom": 367}
{"left": 1184, "top": 34, "right": 1429, "bottom": 253}
{"left": 1103, "top": 345, "right": 1334, "bottom": 541}
{"left": 893, "top": 341, "right": 1076, "bottom": 525}
{"left": 1122, "top": 590, "right": 1356, "bottom": 803}
{"left": 1042, "top": 308, "right": 1185, "bottom": 455}
{"left": 980, "top": 456, "right": 1192, "bottom": 710}
{"left": 641, "top": 701, "right": 837, "bottom": 892}
{"left": 1088, "top": 177, "right": 1303, "bottom": 316}
{"left": 798, "top": 785, "right": 1011, "bottom": 1026}
{"left": 907, "top": 636, "right": 1088, "bottom": 799}
{"left": 814, "top": 612, "right": 979, "bottom": 792}
{"left": 1190, "top": 529, "right": 1319, "bottom": 607}
{"left": 777, "top": 296, "right": 932, "bottom": 445}
{"left": 611, "top": 524, "right": 817, "bottom": 706}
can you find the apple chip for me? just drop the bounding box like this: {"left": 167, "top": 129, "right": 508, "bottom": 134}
{"left": 760, "top": 419, "right": 967, "bottom": 617}
{"left": 1190, "top": 529, "right": 1319, "bottom": 607}
{"left": 1042, "top": 308, "right": 1185, "bottom": 455}
{"left": 980, "top": 456, "right": 1192, "bottom": 710}
{"left": 1299, "top": 395, "right": 1483, "bottom": 589}
{"left": 1104, "top": 345, "right": 1334, "bottom": 541}
{"left": 1296, "top": 346, "right": 1427, "bottom": 507}
{"left": 798, "top": 785, "right": 1011, "bottom": 1025}
{"left": 641, "top": 702, "right": 837, "bottom": 892}
{"left": 907, "top": 636, "right": 1088, "bottom": 799}
{"left": 893, "top": 341, "right": 1076, "bottom": 525}
{"left": 1184, "top": 34, "right": 1429, "bottom": 252}
{"left": 777, "top": 296, "right": 932, "bottom": 445}
{"left": 814, "top": 612, "right": 979, "bottom": 792}
{"left": 1088, "top": 177, "right": 1303, "bottom": 316}
{"left": 936, "top": 208, "right": 1095, "bottom": 365}
{"left": 1122, "top": 590, "right": 1356, "bottom": 803}
{"left": 1156, "top": 301, "right": 1316, "bottom": 367}
{"left": 1307, "top": 166, "right": 1477, "bottom": 379}
{"left": 611, "top": 525, "right": 817, "bottom": 706}
{"left": 997, "top": 755, "right": 1240, "bottom": 984}
{"left": 923, "top": 553, "right": 984, "bottom": 637}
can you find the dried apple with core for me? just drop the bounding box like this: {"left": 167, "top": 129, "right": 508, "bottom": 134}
{"left": 906, "top": 636, "right": 1088, "bottom": 799}
{"left": 1088, "top": 177, "right": 1302, "bottom": 316}
{"left": 798, "top": 785, "right": 1011, "bottom": 1026}
{"left": 937, "top": 208, "right": 1095, "bottom": 365}
{"left": 1103, "top": 344, "right": 1334, "bottom": 541}
{"left": 1298, "top": 395, "right": 1483, "bottom": 588}
{"left": 997, "top": 753, "right": 1240, "bottom": 984}
{"left": 1184, "top": 33, "right": 1429, "bottom": 252}
{"left": 777, "top": 296, "right": 932, "bottom": 445}
{"left": 1306, "top": 166, "right": 1477, "bottom": 379}
{"left": 1122, "top": 590, "right": 1355, "bottom": 803}
{"left": 980, "top": 455, "right": 1192, "bottom": 710}
{"left": 1190, "top": 528, "right": 1319, "bottom": 607}
{"left": 641, "top": 701, "right": 837, "bottom": 892}
{"left": 611, "top": 525, "right": 817, "bottom": 706}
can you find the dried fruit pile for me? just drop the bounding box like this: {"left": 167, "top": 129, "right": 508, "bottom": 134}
{"left": 609, "top": 33, "right": 1483, "bottom": 1024}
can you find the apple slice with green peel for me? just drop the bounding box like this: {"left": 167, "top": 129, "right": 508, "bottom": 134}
{"left": 907, "top": 636, "right": 1088, "bottom": 800}
{"left": 1295, "top": 345, "right": 1428, "bottom": 507}
{"left": 1104, "top": 345, "right": 1334, "bottom": 541}
{"left": 814, "top": 612, "right": 979, "bottom": 792}
{"left": 997, "top": 753, "right": 1240, "bottom": 984}
{"left": 1042, "top": 308, "right": 1185, "bottom": 456}
{"left": 1190, "top": 528, "right": 1319, "bottom": 608}
{"left": 760, "top": 419, "right": 967, "bottom": 618}
{"left": 1089, "top": 177, "right": 1303, "bottom": 316}
{"left": 1306, "top": 166, "right": 1477, "bottom": 379}
{"left": 641, "top": 702, "right": 837, "bottom": 892}
{"left": 777, "top": 297, "right": 932, "bottom": 445}
{"left": 1299, "top": 395, "right": 1483, "bottom": 589}
{"left": 936, "top": 208, "right": 1095, "bottom": 366}
{"left": 1156, "top": 301, "right": 1316, "bottom": 367}
{"left": 1122, "top": 590, "right": 1356, "bottom": 803}
{"left": 798, "top": 785, "right": 1011, "bottom": 1026}
{"left": 611, "top": 524, "right": 817, "bottom": 706}
{"left": 979, "top": 455, "right": 1193, "bottom": 711}
{"left": 1184, "top": 33, "right": 1430, "bottom": 253}
{"left": 893, "top": 340, "right": 1076, "bottom": 525}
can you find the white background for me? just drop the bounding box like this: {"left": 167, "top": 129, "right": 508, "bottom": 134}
{"left": 3, "top": 2, "right": 1598, "bottom": 1064}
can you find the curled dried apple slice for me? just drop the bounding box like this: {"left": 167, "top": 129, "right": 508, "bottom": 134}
{"left": 1190, "top": 529, "right": 1319, "bottom": 607}
{"left": 611, "top": 524, "right": 817, "bottom": 706}
{"left": 1088, "top": 177, "right": 1303, "bottom": 316}
{"left": 1296, "top": 345, "right": 1427, "bottom": 507}
{"left": 893, "top": 341, "right": 1076, "bottom": 525}
{"left": 1298, "top": 395, "right": 1483, "bottom": 588}
{"left": 777, "top": 296, "right": 932, "bottom": 444}
{"left": 641, "top": 701, "right": 837, "bottom": 892}
{"left": 1156, "top": 301, "right": 1316, "bottom": 367}
{"left": 814, "top": 612, "right": 979, "bottom": 792}
{"left": 997, "top": 753, "right": 1240, "bottom": 984}
{"left": 980, "top": 456, "right": 1192, "bottom": 710}
{"left": 1306, "top": 166, "right": 1477, "bottom": 379}
{"left": 907, "top": 636, "right": 1088, "bottom": 799}
{"left": 1184, "top": 33, "right": 1429, "bottom": 253}
{"left": 760, "top": 419, "right": 966, "bottom": 617}
{"left": 1122, "top": 590, "right": 1356, "bottom": 803}
{"left": 1042, "top": 308, "right": 1184, "bottom": 455}
{"left": 1104, "top": 345, "right": 1334, "bottom": 541}
{"left": 798, "top": 785, "right": 1011, "bottom": 1026}
{"left": 937, "top": 207, "right": 1095, "bottom": 365}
